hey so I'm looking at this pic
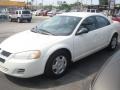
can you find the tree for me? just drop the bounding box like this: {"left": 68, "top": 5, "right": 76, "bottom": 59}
{"left": 43, "top": 5, "right": 53, "bottom": 10}
{"left": 58, "top": 2, "right": 71, "bottom": 11}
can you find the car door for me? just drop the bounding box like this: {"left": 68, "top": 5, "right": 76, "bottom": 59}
{"left": 95, "top": 16, "right": 111, "bottom": 48}
{"left": 73, "top": 16, "right": 99, "bottom": 61}
{"left": 13, "top": 11, "right": 18, "bottom": 19}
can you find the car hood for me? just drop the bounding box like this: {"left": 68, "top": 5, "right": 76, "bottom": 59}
{"left": 0, "top": 30, "right": 66, "bottom": 53}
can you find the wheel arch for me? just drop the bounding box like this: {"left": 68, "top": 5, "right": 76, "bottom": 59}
{"left": 113, "top": 32, "right": 118, "bottom": 37}
{"left": 48, "top": 48, "right": 72, "bottom": 61}
{"left": 109, "top": 32, "right": 119, "bottom": 43}
{"left": 107, "top": 32, "right": 119, "bottom": 50}
{"left": 43, "top": 48, "right": 72, "bottom": 78}
{"left": 42, "top": 47, "right": 72, "bottom": 73}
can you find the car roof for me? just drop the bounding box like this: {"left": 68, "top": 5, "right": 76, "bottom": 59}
{"left": 58, "top": 12, "right": 104, "bottom": 18}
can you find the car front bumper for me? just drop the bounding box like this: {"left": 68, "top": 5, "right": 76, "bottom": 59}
{"left": 20, "top": 17, "right": 32, "bottom": 20}
{"left": 0, "top": 58, "right": 44, "bottom": 78}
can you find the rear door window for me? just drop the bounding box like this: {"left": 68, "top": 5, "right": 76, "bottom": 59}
{"left": 16, "top": 11, "right": 18, "bottom": 14}
{"left": 19, "top": 11, "right": 21, "bottom": 14}
{"left": 96, "top": 16, "right": 110, "bottom": 28}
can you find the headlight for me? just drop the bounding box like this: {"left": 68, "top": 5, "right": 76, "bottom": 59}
{"left": 13, "top": 50, "right": 41, "bottom": 59}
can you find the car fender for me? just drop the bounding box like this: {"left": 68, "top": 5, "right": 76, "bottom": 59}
{"left": 40, "top": 43, "right": 73, "bottom": 73}
{"left": 108, "top": 23, "right": 120, "bottom": 42}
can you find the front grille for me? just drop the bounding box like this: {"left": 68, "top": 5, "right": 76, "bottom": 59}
{"left": 1, "top": 50, "right": 11, "bottom": 57}
{"left": 0, "top": 57, "right": 5, "bottom": 63}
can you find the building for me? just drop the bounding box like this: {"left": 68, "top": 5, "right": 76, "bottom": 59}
{"left": 0, "top": 0, "right": 9, "bottom": 1}
{"left": 0, "top": 0, "right": 26, "bottom": 7}
{"left": 0, "top": 0, "right": 27, "bottom": 13}
{"left": 99, "top": 0, "right": 108, "bottom": 5}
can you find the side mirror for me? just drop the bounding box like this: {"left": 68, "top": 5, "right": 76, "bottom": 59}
{"left": 76, "top": 27, "right": 89, "bottom": 35}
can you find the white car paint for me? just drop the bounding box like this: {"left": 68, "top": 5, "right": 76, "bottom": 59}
{"left": 0, "top": 12, "right": 120, "bottom": 78}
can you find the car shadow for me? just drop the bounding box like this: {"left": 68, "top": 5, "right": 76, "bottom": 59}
{"left": 6, "top": 45, "right": 120, "bottom": 89}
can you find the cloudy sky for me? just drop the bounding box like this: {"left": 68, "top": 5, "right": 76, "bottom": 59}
{"left": 10, "top": 0, "right": 120, "bottom": 5}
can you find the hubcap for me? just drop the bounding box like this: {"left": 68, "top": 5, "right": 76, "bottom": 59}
{"left": 52, "top": 55, "right": 67, "bottom": 75}
{"left": 111, "top": 37, "right": 117, "bottom": 49}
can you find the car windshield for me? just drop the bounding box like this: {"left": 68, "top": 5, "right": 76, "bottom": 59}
{"left": 22, "top": 11, "right": 30, "bottom": 14}
{"left": 31, "top": 16, "right": 81, "bottom": 36}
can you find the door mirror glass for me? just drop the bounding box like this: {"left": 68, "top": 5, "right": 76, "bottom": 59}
{"left": 76, "top": 27, "right": 89, "bottom": 35}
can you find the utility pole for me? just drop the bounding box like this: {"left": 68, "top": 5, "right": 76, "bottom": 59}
{"left": 27, "top": 0, "right": 28, "bottom": 8}
{"left": 42, "top": 0, "right": 43, "bottom": 9}
{"left": 31, "top": 0, "right": 34, "bottom": 10}
{"left": 77, "top": 0, "right": 79, "bottom": 11}
{"left": 90, "top": 0, "right": 92, "bottom": 9}
{"left": 91, "top": 0, "right": 92, "bottom": 5}
{"left": 36, "top": 0, "right": 37, "bottom": 10}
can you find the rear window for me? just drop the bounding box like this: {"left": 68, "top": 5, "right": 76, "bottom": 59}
{"left": 91, "top": 10, "right": 95, "bottom": 12}
{"left": 22, "top": 11, "right": 30, "bottom": 14}
{"left": 87, "top": 10, "right": 90, "bottom": 12}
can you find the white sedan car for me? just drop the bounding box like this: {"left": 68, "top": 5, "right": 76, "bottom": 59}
{"left": 0, "top": 12, "right": 119, "bottom": 79}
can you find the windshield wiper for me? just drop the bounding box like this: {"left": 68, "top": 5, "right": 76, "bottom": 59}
{"left": 38, "top": 29, "right": 55, "bottom": 35}
{"left": 31, "top": 27, "right": 55, "bottom": 35}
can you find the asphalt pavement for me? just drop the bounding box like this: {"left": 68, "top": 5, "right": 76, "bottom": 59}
{"left": 0, "top": 16, "right": 120, "bottom": 90}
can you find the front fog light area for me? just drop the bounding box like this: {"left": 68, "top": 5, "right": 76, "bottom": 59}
{"left": 17, "top": 69, "right": 25, "bottom": 74}
{"left": 13, "top": 50, "right": 41, "bottom": 59}
{"left": 14, "top": 69, "right": 25, "bottom": 74}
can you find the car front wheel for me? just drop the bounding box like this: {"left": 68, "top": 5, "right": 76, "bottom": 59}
{"left": 8, "top": 17, "right": 12, "bottom": 22}
{"left": 17, "top": 18, "right": 22, "bottom": 23}
{"left": 27, "top": 19, "right": 31, "bottom": 23}
{"left": 45, "top": 51, "right": 70, "bottom": 79}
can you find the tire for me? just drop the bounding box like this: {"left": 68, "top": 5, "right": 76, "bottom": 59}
{"left": 27, "top": 19, "right": 31, "bottom": 23}
{"left": 107, "top": 35, "right": 118, "bottom": 50}
{"left": 8, "top": 17, "right": 12, "bottom": 22}
{"left": 17, "top": 18, "right": 21, "bottom": 23}
{"left": 44, "top": 51, "right": 71, "bottom": 79}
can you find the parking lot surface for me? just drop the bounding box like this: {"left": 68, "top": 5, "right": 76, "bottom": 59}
{"left": 0, "top": 16, "right": 120, "bottom": 90}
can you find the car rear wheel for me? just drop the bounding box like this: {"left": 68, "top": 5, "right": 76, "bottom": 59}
{"left": 45, "top": 51, "right": 70, "bottom": 79}
{"left": 108, "top": 35, "right": 118, "bottom": 50}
